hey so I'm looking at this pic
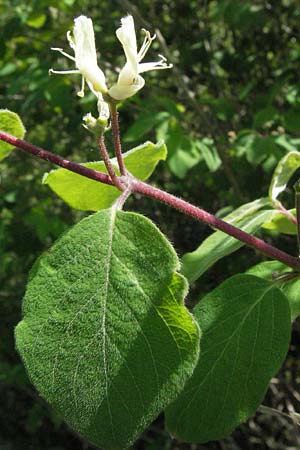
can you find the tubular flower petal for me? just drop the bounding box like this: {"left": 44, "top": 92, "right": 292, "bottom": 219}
{"left": 108, "top": 15, "right": 173, "bottom": 101}
{"left": 50, "top": 16, "right": 107, "bottom": 98}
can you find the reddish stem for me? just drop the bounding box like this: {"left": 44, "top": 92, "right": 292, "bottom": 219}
{"left": 110, "top": 103, "right": 126, "bottom": 176}
{"left": 131, "top": 179, "right": 300, "bottom": 271}
{"left": 1, "top": 130, "right": 300, "bottom": 271}
{"left": 278, "top": 202, "right": 297, "bottom": 225}
{"left": 98, "top": 135, "right": 122, "bottom": 190}
{"left": 0, "top": 131, "right": 112, "bottom": 186}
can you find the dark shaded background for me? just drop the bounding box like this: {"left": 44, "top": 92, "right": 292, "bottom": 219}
{"left": 1, "top": 0, "right": 300, "bottom": 448}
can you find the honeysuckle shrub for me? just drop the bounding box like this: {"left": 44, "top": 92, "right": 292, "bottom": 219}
{"left": 0, "top": 1, "right": 297, "bottom": 448}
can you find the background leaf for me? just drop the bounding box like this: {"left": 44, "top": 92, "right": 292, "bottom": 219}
{"left": 165, "top": 274, "right": 291, "bottom": 443}
{"left": 0, "top": 109, "right": 26, "bottom": 161}
{"left": 43, "top": 141, "right": 167, "bottom": 211}
{"left": 15, "top": 209, "right": 200, "bottom": 450}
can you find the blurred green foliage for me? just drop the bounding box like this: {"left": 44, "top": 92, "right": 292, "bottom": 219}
{"left": 1, "top": 0, "right": 300, "bottom": 449}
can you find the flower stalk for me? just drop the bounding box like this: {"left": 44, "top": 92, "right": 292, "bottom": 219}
{"left": 109, "top": 102, "right": 126, "bottom": 176}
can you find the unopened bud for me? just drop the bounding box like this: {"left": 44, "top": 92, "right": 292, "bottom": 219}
{"left": 82, "top": 113, "right": 108, "bottom": 135}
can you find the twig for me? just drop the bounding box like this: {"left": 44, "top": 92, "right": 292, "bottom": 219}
{"left": 258, "top": 405, "right": 300, "bottom": 426}
{"left": 0, "top": 131, "right": 111, "bottom": 186}
{"left": 98, "top": 135, "right": 123, "bottom": 190}
{"left": 277, "top": 202, "right": 297, "bottom": 225}
{"left": 109, "top": 103, "right": 126, "bottom": 176}
{"left": 1, "top": 130, "right": 300, "bottom": 271}
{"left": 131, "top": 178, "right": 300, "bottom": 271}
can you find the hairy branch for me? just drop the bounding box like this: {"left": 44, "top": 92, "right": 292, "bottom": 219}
{"left": 1, "top": 130, "right": 300, "bottom": 271}
{"left": 0, "top": 131, "right": 112, "bottom": 186}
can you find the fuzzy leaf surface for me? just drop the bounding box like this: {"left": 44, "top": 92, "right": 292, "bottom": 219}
{"left": 165, "top": 274, "right": 291, "bottom": 443}
{"left": 43, "top": 141, "right": 167, "bottom": 211}
{"left": 181, "top": 198, "right": 275, "bottom": 282}
{"left": 15, "top": 209, "right": 199, "bottom": 450}
{"left": 0, "top": 109, "right": 26, "bottom": 161}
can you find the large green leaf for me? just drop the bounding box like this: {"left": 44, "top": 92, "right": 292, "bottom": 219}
{"left": 269, "top": 151, "right": 300, "bottom": 205}
{"left": 43, "top": 141, "right": 167, "bottom": 211}
{"left": 0, "top": 109, "right": 26, "bottom": 161}
{"left": 181, "top": 198, "right": 275, "bottom": 282}
{"left": 247, "top": 260, "right": 300, "bottom": 320}
{"left": 165, "top": 274, "right": 291, "bottom": 443}
{"left": 15, "top": 208, "right": 199, "bottom": 450}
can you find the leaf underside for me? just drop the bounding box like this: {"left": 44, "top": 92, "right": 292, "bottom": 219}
{"left": 165, "top": 274, "right": 290, "bottom": 443}
{"left": 15, "top": 208, "right": 200, "bottom": 450}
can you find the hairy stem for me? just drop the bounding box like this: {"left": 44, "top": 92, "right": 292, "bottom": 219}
{"left": 109, "top": 103, "right": 126, "bottom": 176}
{"left": 1, "top": 130, "right": 300, "bottom": 271}
{"left": 131, "top": 179, "right": 300, "bottom": 271}
{"left": 98, "top": 135, "right": 123, "bottom": 190}
{"left": 0, "top": 130, "right": 112, "bottom": 185}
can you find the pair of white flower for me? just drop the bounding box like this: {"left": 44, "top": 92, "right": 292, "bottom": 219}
{"left": 50, "top": 15, "right": 172, "bottom": 116}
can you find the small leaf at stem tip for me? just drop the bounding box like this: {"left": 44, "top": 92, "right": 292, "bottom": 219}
{"left": 0, "top": 109, "right": 26, "bottom": 161}
{"left": 42, "top": 141, "right": 167, "bottom": 211}
{"left": 15, "top": 208, "right": 200, "bottom": 450}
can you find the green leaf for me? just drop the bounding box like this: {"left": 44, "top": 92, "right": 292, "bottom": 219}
{"left": 123, "top": 112, "right": 170, "bottom": 142}
{"left": 168, "top": 144, "right": 201, "bottom": 179}
{"left": 15, "top": 209, "right": 200, "bottom": 450}
{"left": 262, "top": 209, "right": 297, "bottom": 234}
{"left": 283, "top": 110, "right": 300, "bottom": 133}
{"left": 165, "top": 122, "right": 202, "bottom": 178}
{"left": 181, "top": 198, "right": 275, "bottom": 282}
{"left": 253, "top": 106, "right": 278, "bottom": 129}
{"left": 0, "top": 109, "right": 26, "bottom": 161}
{"left": 26, "top": 13, "right": 47, "bottom": 28}
{"left": 165, "top": 274, "right": 291, "bottom": 443}
{"left": 269, "top": 151, "right": 300, "bottom": 205}
{"left": 247, "top": 260, "right": 300, "bottom": 320}
{"left": 43, "top": 141, "right": 167, "bottom": 211}
{"left": 196, "top": 138, "right": 221, "bottom": 172}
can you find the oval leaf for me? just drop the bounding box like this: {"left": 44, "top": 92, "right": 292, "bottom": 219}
{"left": 181, "top": 198, "right": 275, "bottom": 282}
{"left": 165, "top": 274, "right": 291, "bottom": 443}
{"left": 15, "top": 209, "right": 199, "bottom": 450}
{"left": 43, "top": 141, "right": 167, "bottom": 211}
{"left": 0, "top": 109, "right": 26, "bottom": 161}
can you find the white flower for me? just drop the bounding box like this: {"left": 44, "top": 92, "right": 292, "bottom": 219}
{"left": 108, "top": 15, "right": 173, "bottom": 101}
{"left": 50, "top": 16, "right": 107, "bottom": 99}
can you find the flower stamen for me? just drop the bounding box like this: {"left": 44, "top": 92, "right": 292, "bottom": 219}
{"left": 50, "top": 47, "right": 75, "bottom": 62}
